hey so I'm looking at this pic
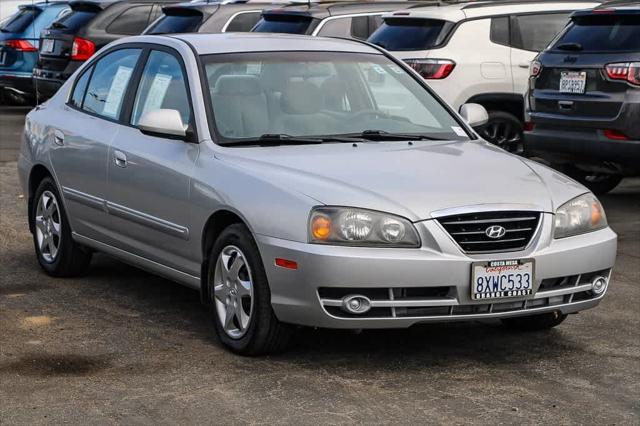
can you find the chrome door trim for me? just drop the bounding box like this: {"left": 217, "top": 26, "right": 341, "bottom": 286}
{"left": 73, "top": 233, "right": 200, "bottom": 289}
{"left": 106, "top": 201, "right": 190, "bottom": 240}
{"left": 311, "top": 12, "right": 384, "bottom": 36}
{"left": 220, "top": 10, "right": 263, "bottom": 33}
{"left": 62, "top": 186, "right": 107, "bottom": 212}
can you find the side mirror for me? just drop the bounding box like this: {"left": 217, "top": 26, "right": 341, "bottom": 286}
{"left": 459, "top": 103, "right": 489, "bottom": 128}
{"left": 138, "top": 109, "right": 187, "bottom": 139}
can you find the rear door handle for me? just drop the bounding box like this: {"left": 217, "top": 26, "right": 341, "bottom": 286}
{"left": 114, "top": 150, "right": 127, "bottom": 168}
{"left": 53, "top": 129, "right": 64, "bottom": 146}
{"left": 518, "top": 62, "right": 531, "bottom": 69}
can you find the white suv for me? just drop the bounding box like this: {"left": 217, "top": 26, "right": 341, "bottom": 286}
{"left": 368, "top": 0, "right": 599, "bottom": 153}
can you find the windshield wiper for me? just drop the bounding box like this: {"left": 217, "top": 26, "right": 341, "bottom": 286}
{"left": 342, "top": 130, "right": 447, "bottom": 141}
{"left": 556, "top": 42, "right": 583, "bottom": 51}
{"left": 221, "top": 133, "right": 364, "bottom": 147}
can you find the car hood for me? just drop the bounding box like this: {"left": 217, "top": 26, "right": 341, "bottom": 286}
{"left": 216, "top": 140, "right": 587, "bottom": 221}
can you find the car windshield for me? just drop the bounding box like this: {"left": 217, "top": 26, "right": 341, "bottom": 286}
{"left": 552, "top": 14, "right": 640, "bottom": 52}
{"left": 202, "top": 51, "right": 468, "bottom": 144}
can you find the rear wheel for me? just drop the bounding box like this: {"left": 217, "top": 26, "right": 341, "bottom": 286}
{"left": 30, "top": 177, "right": 92, "bottom": 277}
{"left": 480, "top": 111, "right": 524, "bottom": 155}
{"left": 563, "top": 166, "right": 623, "bottom": 195}
{"left": 208, "top": 224, "right": 292, "bottom": 355}
{"left": 501, "top": 311, "right": 567, "bottom": 331}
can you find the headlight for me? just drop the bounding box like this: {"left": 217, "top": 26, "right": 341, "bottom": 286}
{"left": 554, "top": 193, "right": 607, "bottom": 239}
{"left": 309, "top": 207, "right": 420, "bottom": 247}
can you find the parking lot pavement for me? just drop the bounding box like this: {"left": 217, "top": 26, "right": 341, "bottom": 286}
{"left": 1, "top": 106, "right": 638, "bottom": 425}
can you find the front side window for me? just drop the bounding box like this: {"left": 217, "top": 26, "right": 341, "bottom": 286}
{"left": 131, "top": 50, "right": 191, "bottom": 126}
{"left": 225, "top": 12, "right": 262, "bottom": 32}
{"left": 107, "top": 5, "right": 153, "bottom": 35}
{"left": 82, "top": 49, "right": 142, "bottom": 120}
{"left": 511, "top": 13, "right": 570, "bottom": 52}
{"left": 202, "top": 51, "right": 467, "bottom": 143}
{"left": 552, "top": 14, "right": 640, "bottom": 52}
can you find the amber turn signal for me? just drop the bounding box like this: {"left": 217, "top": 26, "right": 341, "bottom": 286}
{"left": 311, "top": 215, "right": 332, "bottom": 240}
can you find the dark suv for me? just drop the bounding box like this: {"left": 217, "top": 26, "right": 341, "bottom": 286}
{"left": 33, "top": 0, "right": 180, "bottom": 100}
{"left": 525, "top": 3, "right": 640, "bottom": 194}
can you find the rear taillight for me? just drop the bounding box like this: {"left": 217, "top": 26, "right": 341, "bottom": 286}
{"left": 4, "top": 39, "right": 37, "bottom": 52}
{"left": 524, "top": 122, "right": 535, "bottom": 132}
{"left": 605, "top": 62, "right": 640, "bottom": 86}
{"left": 71, "top": 37, "right": 95, "bottom": 61}
{"left": 603, "top": 129, "right": 629, "bottom": 140}
{"left": 404, "top": 59, "right": 455, "bottom": 80}
{"left": 530, "top": 61, "right": 541, "bottom": 77}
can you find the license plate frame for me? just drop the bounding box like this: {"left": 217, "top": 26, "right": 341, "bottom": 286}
{"left": 559, "top": 71, "right": 587, "bottom": 94}
{"left": 41, "top": 38, "right": 55, "bottom": 54}
{"left": 471, "top": 259, "right": 534, "bottom": 301}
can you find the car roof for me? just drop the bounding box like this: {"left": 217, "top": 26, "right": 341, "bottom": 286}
{"left": 171, "top": 32, "right": 381, "bottom": 54}
{"left": 384, "top": 0, "right": 602, "bottom": 22}
{"left": 261, "top": 0, "right": 430, "bottom": 19}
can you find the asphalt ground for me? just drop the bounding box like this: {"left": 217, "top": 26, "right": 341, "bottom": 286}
{"left": 1, "top": 106, "right": 639, "bottom": 425}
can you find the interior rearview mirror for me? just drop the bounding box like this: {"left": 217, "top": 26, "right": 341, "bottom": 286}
{"left": 459, "top": 103, "right": 489, "bottom": 128}
{"left": 138, "top": 109, "right": 188, "bottom": 139}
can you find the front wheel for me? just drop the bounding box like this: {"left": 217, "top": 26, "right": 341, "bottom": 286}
{"left": 501, "top": 311, "right": 567, "bottom": 331}
{"left": 208, "top": 224, "right": 292, "bottom": 355}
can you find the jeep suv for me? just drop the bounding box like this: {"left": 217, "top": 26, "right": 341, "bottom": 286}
{"left": 525, "top": 2, "right": 640, "bottom": 194}
{"left": 33, "top": 0, "right": 180, "bottom": 101}
{"left": 368, "top": 0, "right": 599, "bottom": 152}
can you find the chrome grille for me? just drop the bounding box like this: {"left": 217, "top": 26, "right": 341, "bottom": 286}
{"left": 436, "top": 211, "right": 540, "bottom": 253}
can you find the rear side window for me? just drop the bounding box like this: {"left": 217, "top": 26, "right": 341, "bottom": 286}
{"left": 553, "top": 15, "right": 640, "bottom": 52}
{"left": 511, "top": 13, "right": 570, "bottom": 52}
{"left": 252, "top": 15, "right": 313, "bottom": 34}
{"left": 82, "top": 49, "right": 142, "bottom": 120}
{"left": 107, "top": 5, "right": 153, "bottom": 35}
{"left": 70, "top": 66, "right": 92, "bottom": 108}
{"left": 490, "top": 16, "right": 510, "bottom": 46}
{"left": 225, "top": 12, "right": 262, "bottom": 32}
{"left": 368, "top": 18, "right": 453, "bottom": 51}
{"left": 0, "top": 7, "right": 41, "bottom": 33}
{"left": 52, "top": 9, "right": 98, "bottom": 32}
{"left": 146, "top": 12, "right": 203, "bottom": 34}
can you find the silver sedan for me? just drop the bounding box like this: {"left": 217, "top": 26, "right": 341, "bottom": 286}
{"left": 18, "top": 33, "right": 617, "bottom": 355}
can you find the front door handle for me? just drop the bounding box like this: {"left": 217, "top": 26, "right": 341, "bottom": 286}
{"left": 53, "top": 129, "right": 64, "bottom": 146}
{"left": 114, "top": 150, "right": 127, "bottom": 168}
{"left": 518, "top": 62, "right": 531, "bottom": 69}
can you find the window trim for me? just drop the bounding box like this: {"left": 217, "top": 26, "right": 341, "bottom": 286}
{"left": 220, "top": 10, "right": 264, "bottom": 33}
{"left": 65, "top": 42, "right": 199, "bottom": 142}
{"left": 311, "top": 12, "right": 384, "bottom": 37}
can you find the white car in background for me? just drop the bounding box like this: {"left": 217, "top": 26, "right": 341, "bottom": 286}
{"left": 368, "top": 0, "right": 600, "bottom": 153}
{"left": 1, "top": 0, "right": 31, "bottom": 23}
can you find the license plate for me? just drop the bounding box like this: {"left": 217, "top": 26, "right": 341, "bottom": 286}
{"left": 41, "top": 39, "right": 55, "bottom": 54}
{"left": 559, "top": 71, "right": 586, "bottom": 94}
{"left": 472, "top": 259, "right": 534, "bottom": 300}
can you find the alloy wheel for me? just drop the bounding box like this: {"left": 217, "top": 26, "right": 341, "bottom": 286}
{"left": 35, "top": 190, "right": 61, "bottom": 263}
{"left": 213, "top": 245, "right": 254, "bottom": 339}
{"left": 481, "top": 119, "right": 523, "bottom": 154}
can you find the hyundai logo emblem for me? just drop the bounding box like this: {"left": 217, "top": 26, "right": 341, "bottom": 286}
{"left": 485, "top": 225, "right": 506, "bottom": 239}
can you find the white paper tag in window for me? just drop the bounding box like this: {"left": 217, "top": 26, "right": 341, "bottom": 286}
{"left": 103, "top": 66, "right": 133, "bottom": 118}
{"left": 143, "top": 73, "right": 173, "bottom": 114}
{"left": 452, "top": 126, "right": 467, "bottom": 137}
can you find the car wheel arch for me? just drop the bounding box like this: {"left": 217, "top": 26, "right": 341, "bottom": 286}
{"left": 465, "top": 93, "right": 525, "bottom": 122}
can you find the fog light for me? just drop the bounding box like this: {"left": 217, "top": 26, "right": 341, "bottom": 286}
{"left": 591, "top": 276, "right": 608, "bottom": 296}
{"left": 341, "top": 295, "right": 371, "bottom": 314}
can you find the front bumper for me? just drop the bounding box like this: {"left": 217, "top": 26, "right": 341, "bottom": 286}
{"left": 257, "top": 214, "right": 617, "bottom": 329}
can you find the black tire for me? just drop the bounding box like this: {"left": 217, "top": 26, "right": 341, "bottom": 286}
{"left": 563, "top": 166, "right": 623, "bottom": 195}
{"left": 30, "top": 177, "right": 92, "bottom": 277}
{"left": 501, "top": 311, "right": 567, "bottom": 331}
{"left": 479, "top": 110, "right": 524, "bottom": 155}
{"left": 208, "top": 224, "right": 292, "bottom": 355}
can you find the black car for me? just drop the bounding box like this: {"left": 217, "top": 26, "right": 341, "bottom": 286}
{"left": 525, "top": 2, "right": 640, "bottom": 194}
{"left": 252, "top": 1, "right": 427, "bottom": 39}
{"left": 33, "top": 0, "right": 180, "bottom": 100}
{"left": 144, "top": 0, "right": 288, "bottom": 35}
